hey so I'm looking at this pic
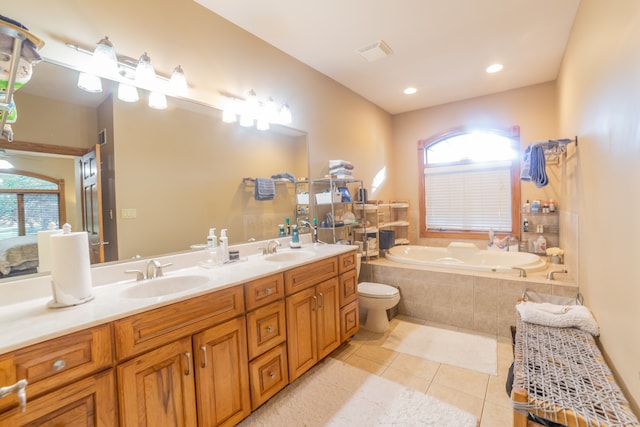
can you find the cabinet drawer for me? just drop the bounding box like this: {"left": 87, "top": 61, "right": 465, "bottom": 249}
{"left": 284, "top": 257, "right": 338, "bottom": 295}
{"left": 245, "top": 273, "right": 284, "bottom": 311}
{"left": 114, "top": 285, "right": 244, "bottom": 361}
{"left": 248, "top": 343, "right": 288, "bottom": 410}
{"left": 338, "top": 250, "right": 356, "bottom": 274}
{"left": 246, "top": 301, "right": 286, "bottom": 360}
{"left": 340, "top": 299, "right": 360, "bottom": 342}
{"left": 339, "top": 268, "right": 358, "bottom": 307}
{"left": 0, "top": 369, "right": 115, "bottom": 426}
{"left": 0, "top": 324, "right": 113, "bottom": 413}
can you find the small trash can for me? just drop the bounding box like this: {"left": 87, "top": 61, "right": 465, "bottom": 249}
{"left": 378, "top": 230, "right": 396, "bottom": 250}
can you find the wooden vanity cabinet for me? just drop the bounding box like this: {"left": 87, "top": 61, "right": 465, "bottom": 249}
{"left": 285, "top": 257, "right": 341, "bottom": 382}
{"left": 0, "top": 324, "right": 115, "bottom": 425}
{"left": 115, "top": 285, "right": 251, "bottom": 427}
{"left": 338, "top": 252, "right": 359, "bottom": 342}
{"left": 244, "top": 274, "right": 289, "bottom": 409}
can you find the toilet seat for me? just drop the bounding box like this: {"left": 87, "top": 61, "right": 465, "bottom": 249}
{"left": 358, "top": 282, "right": 399, "bottom": 299}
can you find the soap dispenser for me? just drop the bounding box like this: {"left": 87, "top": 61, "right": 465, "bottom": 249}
{"left": 220, "top": 229, "right": 229, "bottom": 263}
{"left": 290, "top": 224, "right": 301, "bottom": 248}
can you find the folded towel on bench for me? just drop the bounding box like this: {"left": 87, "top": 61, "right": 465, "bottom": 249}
{"left": 516, "top": 301, "right": 599, "bottom": 336}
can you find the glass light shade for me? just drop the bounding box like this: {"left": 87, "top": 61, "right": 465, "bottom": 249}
{"left": 169, "top": 65, "right": 188, "bottom": 96}
{"left": 135, "top": 52, "right": 156, "bottom": 86}
{"left": 92, "top": 36, "right": 118, "bottom": 76}
{"left": 148, "top": 91, "right": 167, "bottom": 110}
{"left": 279, "top": 104, "right": 292, "bottom": 124}
{"left": 0, "top": 159, "right": 14, "bottom": 169}
{"left": 239, "top": 114, "right": 254, "bottom": 127}
{"left": 256, "top": 117, "right": 270, "bottom": 131}
{"left": 117, "top": 83, "right": 139, "bottom": 102}
{"left": 77, "top": 72, "right": 103, "bottom": 93}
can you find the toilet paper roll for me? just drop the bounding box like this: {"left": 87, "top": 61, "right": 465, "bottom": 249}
{"left": 37, "top": 229, "right": 62, "bottom": 273}
{"left": 49, "top": 231, "right": 93, "bottom": 307}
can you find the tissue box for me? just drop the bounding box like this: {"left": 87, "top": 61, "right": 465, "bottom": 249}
{"left": 297, "top": 193, "right": 309, "bottom": 204}
{"left": 315, "top": 192, "right": 342, "bottom": 204}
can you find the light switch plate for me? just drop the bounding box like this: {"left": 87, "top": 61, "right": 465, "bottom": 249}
{"left": 121, "top": 208, "right": 137, "bottom": 219}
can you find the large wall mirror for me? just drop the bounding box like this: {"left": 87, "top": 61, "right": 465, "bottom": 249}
{"left": 0, "top": 60, "right": 308, "bottom": 280}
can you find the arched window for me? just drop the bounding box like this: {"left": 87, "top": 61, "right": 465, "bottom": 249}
{"left": 0, "top": 170, "right": 65, "bottom": 239}
{"left": 417, "top": 126, "right": 521, "bottom": 240}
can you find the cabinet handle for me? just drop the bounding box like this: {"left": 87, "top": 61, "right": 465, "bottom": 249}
{"left": 265, "top": 288, "right": 273, "bottom": 296}
{"left": 312, "top": 295, "right": 317, "bottom": 311}
{"left": 184, "top": 352, "right": 191, "bottom": 376}
{"left": 318, "top": 292, "right": 324, "bottom": 308}
{"left": 266, "top": 326, "right": 274, "bottom": 333}
{"left": 200, "top": 345, "right": 207, "bottom": 368}
{"left": 52, "top": 359, "right": 66, "bottom": 371}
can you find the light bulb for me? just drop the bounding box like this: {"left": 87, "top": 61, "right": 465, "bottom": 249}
{"left": 169, "top": 65, "right": 188, "bottom": 96}
{"left": 77, "top": 72, "right": 102, "bottom": 93}
{"left": 117, "top": 83, "right": 139, "bottom": 102}
{"left": 148, "top": 91, "right": 167, "bottom": 110}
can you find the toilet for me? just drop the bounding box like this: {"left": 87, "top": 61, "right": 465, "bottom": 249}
{"left": 356, "top": 254, "right": 400, "bottom": 333}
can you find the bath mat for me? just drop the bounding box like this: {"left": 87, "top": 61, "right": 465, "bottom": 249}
{"left": 382, "top": 322, "right": 497, "bottom": 375}
{"left": 238, "top": 357, "right": 477, "bottom": 427}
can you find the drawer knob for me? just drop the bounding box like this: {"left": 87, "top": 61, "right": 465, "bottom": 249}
{"left": 52, "top": 359, "right": 66, "bottom": 371}
{"left": 266, "top": 326, "right": 274, "bottom": 333}
{"left": 265, "top": 288, "right": 273, "bottom": 296}
{"left": 269, "top": 372, "right": 276, "bottom": 379}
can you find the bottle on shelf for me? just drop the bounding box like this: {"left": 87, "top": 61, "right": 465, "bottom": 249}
{"left": 278, "top": 224, "right": 286, "bottom": 237}
{"left": 523, "top": 200, "right": 531, "bottom": 213}
{"left": 523, "top": 218, "right": 529, "bottom": 232}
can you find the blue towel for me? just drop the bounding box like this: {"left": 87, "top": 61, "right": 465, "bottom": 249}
{"left": 530, "top": 145, "right": 548, "bottom": 188}
{"left": 255, "top": 178, "right": 275, "bottom": 201}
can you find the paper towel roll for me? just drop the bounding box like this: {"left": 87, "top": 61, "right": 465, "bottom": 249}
{"left": 37, "top": 229, "right": 61, "bottom": 273}
{"left": 49, "top": 231, "right": 93, "bottom": 307}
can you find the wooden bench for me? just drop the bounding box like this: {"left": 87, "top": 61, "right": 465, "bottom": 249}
{"left": 510, "top": 319, "right": 639, "bottom": 427}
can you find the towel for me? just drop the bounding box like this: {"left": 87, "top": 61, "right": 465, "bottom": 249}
{"left": 329, "top": 167, "right": 353, "bottom": 176}
{"left": 530, "top": 144, "right": 548, "bottom": 187}
{"left": 271, "top": 172, "right": 295, "bottom": 183}
{"left": 254, "top": 178, "right": 275, "bottom": 201}
{"left": 516, "top": 301, "right": 599, "bottom": 336}
{"left": 328, "top": 159, "right": 354, "bottom": 170}
{"left": 520, "top": 146, "right": 532, "bottom": 181}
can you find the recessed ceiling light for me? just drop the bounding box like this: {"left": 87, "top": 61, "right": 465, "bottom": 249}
{"left": 404, "top": 87, "right": 417, "bottom": 95}
{"left": 486, "top": 63, "right": 503, "bottom": 73}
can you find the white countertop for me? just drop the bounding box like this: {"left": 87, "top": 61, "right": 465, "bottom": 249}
{"left": 0, "top": 237, "right": 356, "bottom": 355}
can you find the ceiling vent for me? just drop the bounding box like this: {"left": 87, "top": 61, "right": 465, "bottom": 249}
{"left": 355, "top": 40, "right": 393, "bottom": 62}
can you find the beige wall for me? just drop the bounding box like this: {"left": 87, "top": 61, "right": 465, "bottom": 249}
{"left": 556, "top": 0, "right": 640, "bottom": 407}
{"left": 392, "top": 82, "right": 559, "bottom": 245}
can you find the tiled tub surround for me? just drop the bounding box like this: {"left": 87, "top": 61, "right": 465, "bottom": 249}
{"left": 361, "top": 258, "right": 578, "bottom": 338}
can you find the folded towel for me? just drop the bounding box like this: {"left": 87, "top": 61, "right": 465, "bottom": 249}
{"left": 516, "top": 301, "right": 599, "bottom": 336}
{"left": 530, "top": 144, "right": 548, "bottom": 188}
{"left": 329, "top": 160, "right": 354, "bottom": 170}
{"left": 271, "top": 172, "right": 296, "bottom": 183}
{"left": 329, "top": 167, "right": 353, "bottom": 176}
{"left": 254, "top": 178, "right": 275, "bottom": 201}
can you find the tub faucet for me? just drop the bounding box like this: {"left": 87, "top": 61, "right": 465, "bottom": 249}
{"left": 512, "top": 267, "right": 527, "bottom": 278}
{"left": 547, "top": 268, "right": 568, "bottom": 280}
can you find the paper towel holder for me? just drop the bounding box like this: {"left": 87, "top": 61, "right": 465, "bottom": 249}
{"left": 47, "top": 292, "right": 95, "bottom": 309}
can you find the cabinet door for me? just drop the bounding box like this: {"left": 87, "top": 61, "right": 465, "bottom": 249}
{"left": 316, "top": 278, "right": 341, "bottom": 359}
{"left": 286, "top": 287, "right": 317, "bottom": 381}
{"left": 193, "top": 317, "right": 250, "bottom": 427}
{"left": 117, "top": 336, "right": 197, "bottom": 427}
{"left": 0, "top": 369, "right": 115, "bottom": 427}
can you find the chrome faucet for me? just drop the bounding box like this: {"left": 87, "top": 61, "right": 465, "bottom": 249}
{"left": 547, "top": 268, "right": 568, "bottom": 280}
{"left": 146, "top": 259, "right": 172, "bottom": 279}
{"left": 264, "top": 239, "right": 282, "bottom": 255}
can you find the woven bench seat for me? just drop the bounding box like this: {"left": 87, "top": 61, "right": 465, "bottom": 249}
{"left": 511, "top": 319, "right": 639, "bottom": 427}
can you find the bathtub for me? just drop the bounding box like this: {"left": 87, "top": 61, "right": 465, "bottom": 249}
{"left": 385, "top": 242, "right": 546, "bottom": 273}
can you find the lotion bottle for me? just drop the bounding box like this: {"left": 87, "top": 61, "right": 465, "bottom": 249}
{"left": 220, "top": 229, "right": 229, "bottom": 263}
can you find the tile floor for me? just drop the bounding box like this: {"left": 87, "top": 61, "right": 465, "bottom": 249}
{"left": 329, "top": 315, "right": 515, "bottom": 427}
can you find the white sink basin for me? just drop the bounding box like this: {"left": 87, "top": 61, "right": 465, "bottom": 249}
{"left": 264, "top": 250, "right": 315, "bottom": 262}
{"left": 121, "top": 275, "right": 210, "bottom": 299}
